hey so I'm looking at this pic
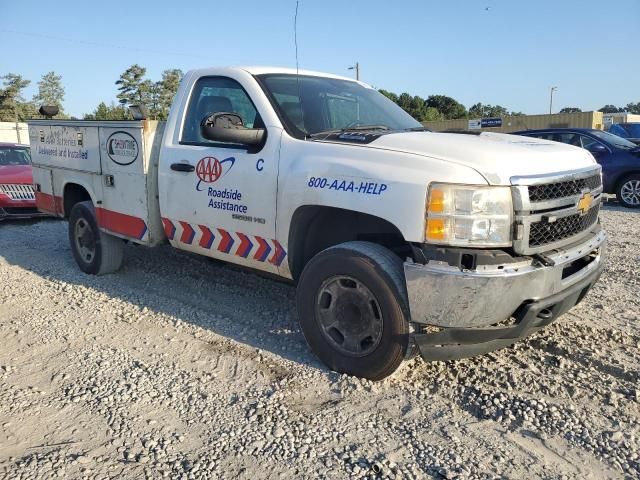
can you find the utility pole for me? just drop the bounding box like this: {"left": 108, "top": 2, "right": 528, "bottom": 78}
{"left": 348, "top": 62, "right": 360, "bottom": 81}
{"left": 549, "top": 86, "right": 558, "bottom": 115}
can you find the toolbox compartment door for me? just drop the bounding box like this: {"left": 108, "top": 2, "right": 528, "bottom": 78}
{"left": 32, "top": 166, "right": 62, "bottom": 216}
{"left": 97, "top": 126, "right": 150, "bottom": 243}
{"left": 28, "top": 124, "right": 101, "bottom": 174}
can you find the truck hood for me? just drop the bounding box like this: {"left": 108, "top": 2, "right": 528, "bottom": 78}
{"left": 0, "top": 164, "right": 33, "bottom": 185}
{"left": 367, "top": 131, "right": 598, "bottom": 185}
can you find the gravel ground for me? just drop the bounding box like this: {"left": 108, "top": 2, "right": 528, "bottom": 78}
{"left": 0, "top": 202, "right": 638, "bottom": 480}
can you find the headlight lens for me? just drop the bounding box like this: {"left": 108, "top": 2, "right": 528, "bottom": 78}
{"left": 425, "top": 183, "right": 513, "bottom": 247}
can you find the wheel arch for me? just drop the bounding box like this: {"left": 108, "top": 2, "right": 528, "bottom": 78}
{"left": 287, "top": 204, "right": 411, "bottom": 282}
{"left": 614, "top": 170, "right": 640, "bottom": 191}
{"left": 62, "top": 181, "right": 96, "bottom": 218}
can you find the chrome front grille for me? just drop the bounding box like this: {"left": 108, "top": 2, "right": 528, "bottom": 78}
{"left": 511, "top": 166, "right": 603, "bottom": 254}
{"left": 0, "top": 184, "right": 35, "bottom": 201}
{"left": 528, "top": 204, "right": 600, "bottom": 247}
{"left": 528, "top": 173, "right": 602, "bottom": 202}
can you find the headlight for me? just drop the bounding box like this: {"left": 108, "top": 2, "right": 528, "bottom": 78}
{"left": 425, "top": 183, "right": 513, "bottom": 247}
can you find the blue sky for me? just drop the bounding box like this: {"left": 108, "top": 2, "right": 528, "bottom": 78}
{"left": 1, "top": 0, "right": 638, "bottom": 118}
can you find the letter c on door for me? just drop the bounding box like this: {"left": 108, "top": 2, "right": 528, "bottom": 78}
{"left": 256, "top": 158, "right": 264, "bottom": 172}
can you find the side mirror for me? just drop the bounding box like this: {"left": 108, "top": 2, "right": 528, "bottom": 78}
{"left": 201, "top": 112, "right": 265, "bottom": 146}
{"left": 587, "top": 143, "right": 607, "bottom": 154}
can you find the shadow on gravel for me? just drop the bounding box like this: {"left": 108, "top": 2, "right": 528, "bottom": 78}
{"left": 601, "top": 197, "right": 640, "bottom": 214}
{"left": 0, "top": 217, "right": 324, "bottom": 373}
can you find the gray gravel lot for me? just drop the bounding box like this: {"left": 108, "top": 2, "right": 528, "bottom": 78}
{"left": 0, "top": 202, "right": 638, "bottom": 479}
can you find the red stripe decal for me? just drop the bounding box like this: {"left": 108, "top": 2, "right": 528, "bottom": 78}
{"left": 217, "top": 228, "right": 234, "bottom": 253}
{"left": 269, "top": 239, "right": 287, "bottom": 266}
{"left": 162, "top": 218, "right": 176, "bottom": 240}
{"left": 253, "top": 236, "right": 271, "bottom": 262}
{"left": 198, "top": 225, "right": 215, "bottom": 249}
{"left": 235, "top": 232, "right": 253, "bottom": 258}
{"left": 179, "top": 221, "right": 195, "bottom": 244}
{"left": 35, "top": 192, "right": 62, "bottom": 215}
{"left": 96, "top": 208, "right": 147, "bottom": 240}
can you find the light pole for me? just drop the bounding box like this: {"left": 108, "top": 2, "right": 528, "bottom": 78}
{"left": 348, "top": 62, "right": 360, "bottom": 81}
{"left": 549, "top": 86, "right": 558, "bottom": 115}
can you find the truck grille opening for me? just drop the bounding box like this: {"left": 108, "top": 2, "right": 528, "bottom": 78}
{"left": 528, "top": 174, "right": 601, "bottom": 202}
{"left": 529, "top": 205, "right": 599, "bottom": 247}
{"left": 0, "top": 183, "right": 35, "bottom": 201}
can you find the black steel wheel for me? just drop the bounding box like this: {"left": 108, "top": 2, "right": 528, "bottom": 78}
{"left": 316, "top": 275, "right": 384, "bottom": 357}
{"left": 297, "top": 241, "right": 410, "bottom": 380}
{"left": 68, "top": 201, "right": 124, "bottom": 275}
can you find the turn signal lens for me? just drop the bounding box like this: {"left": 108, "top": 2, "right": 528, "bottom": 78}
{"left": 427, "top": 188, "right": 445, "bottom": 213}
{"left": 426, "top": 218, "right": 447, "bottom": 240}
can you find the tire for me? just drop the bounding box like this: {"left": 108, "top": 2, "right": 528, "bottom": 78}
{"left": 616, "top": 174, "right": 640, "bottom": 208}
{"left": 296, "top": 241, "right": 410, "bottom": 380}
{"left": 68, "top": 201, "right": 124, "bottom": 275}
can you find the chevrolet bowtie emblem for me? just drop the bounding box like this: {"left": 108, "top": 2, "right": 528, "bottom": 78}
{"left": 577, "top": 191, "right": 593, "bottom": 215}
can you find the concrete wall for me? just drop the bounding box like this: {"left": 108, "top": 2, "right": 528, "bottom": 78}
{"left": 422, "top": 111, "right": 604, "bottom": 133}
{"left": 0, "top": 122, "right": 29, "bottom": 144}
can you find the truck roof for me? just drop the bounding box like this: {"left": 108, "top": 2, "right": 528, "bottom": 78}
{"left": 0, "top": 142, "right": 29, "bottom": 148}
{"left": 188, "top": 66, "right": 364, "bottom": 84}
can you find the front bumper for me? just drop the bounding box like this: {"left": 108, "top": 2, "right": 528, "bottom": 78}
{"left": 0, "top": 193, "right": 51, "bottom": 221}
{"left": 0, "top": 206, "right": 49, "bottom": 220}
{"left": 404, "top": 228, "right": 606, "bottom": 361}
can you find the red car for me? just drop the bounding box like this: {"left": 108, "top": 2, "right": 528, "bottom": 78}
{"left": 0, "top": 143, "right": 48, "bottom": 220}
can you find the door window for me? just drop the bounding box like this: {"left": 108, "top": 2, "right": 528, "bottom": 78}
{"left": 555, "top": 132, "right": 582, "bottom": 147}
{"left": 182, "top": 77, "right": 260, "bottom": 145}
{"left": 578, "top": 135, "right": 606, "bottom": 151}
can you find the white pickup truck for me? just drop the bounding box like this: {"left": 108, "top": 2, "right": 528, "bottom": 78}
{"left": 28, "top": 66, "right": 606, "bottom": 380}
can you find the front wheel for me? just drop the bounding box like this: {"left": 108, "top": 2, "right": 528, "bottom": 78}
{"left": 68, "top": 201, "right": 124, "bottom": 275}
{"left": 617, "top": 174, "right": 640, "bottom": 208}
{"left": 296, "top": 241, "right": 410, "bottom": 381}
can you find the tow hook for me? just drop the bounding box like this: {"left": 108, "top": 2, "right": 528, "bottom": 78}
{"left": 533, "top": 253, "right": 556, "bottom": 267}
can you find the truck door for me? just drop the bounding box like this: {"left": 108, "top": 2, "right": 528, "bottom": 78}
{"left": 159, "top": 76, "right": 284, "bottom": 273}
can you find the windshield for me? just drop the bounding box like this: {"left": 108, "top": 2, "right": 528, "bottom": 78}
{"left": 257, "top": 74, "right": 422, "bottom": 138}
{"left": 0, "top": 146, "right": 31, "bottom": 166}
{"left": 591, "top": 130, "right": 638, "bottom": 149}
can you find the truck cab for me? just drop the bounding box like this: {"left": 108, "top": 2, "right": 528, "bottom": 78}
{"left": 29, "top": 66, "right": 606, "bottom": 380}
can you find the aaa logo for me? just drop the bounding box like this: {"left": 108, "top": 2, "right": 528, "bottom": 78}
{"left": 196, "top": 156, "right": 235, "bottom": 191}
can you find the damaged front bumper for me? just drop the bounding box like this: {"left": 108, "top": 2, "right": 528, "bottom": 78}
{"left": 404, "top": 228, "right": 606, "bottom": 361}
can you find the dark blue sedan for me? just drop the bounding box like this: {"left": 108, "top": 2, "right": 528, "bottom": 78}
{"left": 513, "top": 128, "right": 640, "bottom": 208}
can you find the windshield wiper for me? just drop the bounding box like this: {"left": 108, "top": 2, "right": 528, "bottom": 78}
{"left": 405, "top": 126, "right": 430, "bottom": 132}
{"left": 308, "top": 125, "right": 390, "bottom": 139}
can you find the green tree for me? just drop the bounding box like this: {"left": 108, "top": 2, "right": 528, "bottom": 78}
{"left": 559, "top": 107, "right": 582, "bottom": 113}
{"left": 156, "top": 69, "right": 183, "bottom": 120}
{"left": 469, "top": 103, "right": 509, "bottom": 118}
{"left": 598, "top": 105, "right": 623, "bottom": 113}
{"left": 422, "top": 107, "right": 443, "bottom": 121}
{"left": 625, "top": 102, "right": 640, "bottom": 114}
{"left": 115, "top": 64, "right": 148, "bottom": 106}
{"left": 378, "top": 89, "right": 398, "bottom": 104}
{"left": 425, "top": 95, "right": 467, "bottom": 119}
{"left": 378, "top": 89, "right": 445, "bottom": 122}
{"left": 33, "top": 71, "right": 65, "bottom": 114}
{"left": 84, "top": 102, "right": 130, "bottom": 120}
{"left": 0, "top": 73, "right": 31, "bottom": 121}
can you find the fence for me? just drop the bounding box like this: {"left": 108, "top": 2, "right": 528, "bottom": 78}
{"left": 422, "top": 111, "right": 604, "bottom": 133}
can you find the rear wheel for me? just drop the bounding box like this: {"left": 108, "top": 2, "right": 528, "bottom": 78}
{"left": 296, "top": 241, "right": 410, "bottom": 380}
{"left": 617, "top": 174, "right": 640, "bottom": 208}
{"left": 68, "top": 201, "right": 124, "bottom": 275}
